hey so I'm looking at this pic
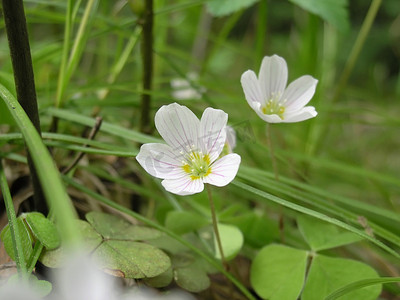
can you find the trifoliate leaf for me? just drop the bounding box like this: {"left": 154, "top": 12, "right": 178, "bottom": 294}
{"left": 302, "top": 254, "right": 381, "bottom": 300}
{"left": 251, "top": 244, "right": 308, "bottom": 300}
{"left": 297, "top": 215, "right": 363, "bottom": 251}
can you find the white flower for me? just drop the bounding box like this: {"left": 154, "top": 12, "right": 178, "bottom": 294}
{"left": 240, "top": 54, "right": 318, "bottom": 123}
{"left": 171, "top": 72, "right": 205, "bottom": 100}
{"left": 136, "top": 103, "right": 241, "bottom": 195}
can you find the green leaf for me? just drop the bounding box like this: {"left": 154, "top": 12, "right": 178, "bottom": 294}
{"left": 250, "top": 244, "right": 308, "bottom": 300}
{"left": 143, "top": 267, "right": 174, "bottom": 288}
{"left": 165, "top": 211, "right": 208, "bottom": 235}
{"left": 206, "top": 0, "right": 259, "bottom": 17}
{"left": 0, "top": 217, "right": 33, "bottom": 262}
{"left": 174, "top": 263, "right": 210, "bottom": 293}
{"left": 223, "top": 212, "right": 279, "bottom": 248}
{"left": 289, "top": 0, "right": 350, "bottom": 32}
{"left": 25, "top": 212, "right": 61, "bottom": 250}
{"left": 297, "top": 215, "right": 363, "bottom": 251}
{"left": 215, "top": 224, "right": 243, "bottom": 261}
{"left": 94, "top": 240, "right": 171, "bottom": 279}
{"left": 302, "top": 254, "right": 381, "bottom": 300}
{"left": 40, "top": 220, "right": 103, "bottom": 268}
{"left": 86, "top": 211, "right": 162, "bottom": 240}
{"left": 4, "top": 274, "right": 52, "bottom": 297}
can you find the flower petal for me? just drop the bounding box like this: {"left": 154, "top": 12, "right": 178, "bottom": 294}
{"left": 155, "top": 103, "right": 200, "bottom": 152}
{"left": 161, "top": 177, "right": 204, "bottom": 195}
{"left": 283, "top": 75, "right": 318, "bottom": 111}
{"left": 240, "top": 70, "right": 264, "bottom": 105}
{"left": 259, "top": 55, "right": 288, "bottom": 100}
{"left": 283, "top": 106, "right": 317, "bottom": 123}
{"left": 203, "top": 153, "right": 241, "bottom": 187}
{"left": 199, "top": 107, "right": 228, "bottom": 163}
{"left": 136, "top": 143, "right": 185, "bottom": 179}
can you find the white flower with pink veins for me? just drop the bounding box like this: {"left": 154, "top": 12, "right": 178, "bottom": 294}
{"left": 136, "top": 103, "right": 241, "bottom": 195}
{"left": 241, "top": 54, "right": 318, "bottom": 123}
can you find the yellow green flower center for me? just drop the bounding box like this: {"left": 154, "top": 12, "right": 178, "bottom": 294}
{"left": 182, "top": 151, "right": 211, "bottom": 180}
{"left": 261, "top": 92, "right": 286, "bottom": 118}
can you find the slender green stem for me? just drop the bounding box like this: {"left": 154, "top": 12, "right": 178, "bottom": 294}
{"left": 2, "top": 0, "right": 47, "bottom": 214}
{"left": 139, "top": 0, "right": 154, "bottom": 134}
{"left": 255, "top": 0, "right": 267, "bottom": 65}
{"left": 333, "top": 0, "right": 382, "bottom": 102}
{"left": 55, "top": 0, "right": 73, "bottom": 109}
{"left": 266, "top": 123, "right": 279, "bottom": 180}
{"left": 0, "top": 160, "right": 27, "bottom": 279}
{"left": 206, "top": 184, "right": 228, "bottom": 270}
{"left": 27, "top": 242, "right": 44, "bottom": 274}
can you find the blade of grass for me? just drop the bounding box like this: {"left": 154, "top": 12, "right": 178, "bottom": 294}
{"left": 326, "top": 277, "right": 400, "bottom": 300}
{"left": 0, "top": 160, "right": 28, "bottom": 279}
{"left": 46, "top": 107, "right": 161, "bottom": 144}
{"left": 0, "top": 84, "right": 80, "bottom": 246}
{"left": 232, "top": 180, "right": 400, "bottom": 259}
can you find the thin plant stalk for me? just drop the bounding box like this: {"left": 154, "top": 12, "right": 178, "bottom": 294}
{"left": 206, "top": 185, "right": 228, "bottom": 270}
{"left": 266, "top": 123, "right": 279, "bottom": 180}
{"left": 0, "top": 160, "right": 27, "bottom": 279}
{"left": 2, "top": 0, "right": 47, "bottom": 214}
{"left": 333, "top": 0, "right": 382, "bottom": 102}
{"left": 139, "top": 0, "right": 154, "bottom": 134}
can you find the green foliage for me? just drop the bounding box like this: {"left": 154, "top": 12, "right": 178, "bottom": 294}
{"left": 206, "top": 0, "right": 259, "bottom": 17}
{"left": 302, "top": 255, "right": 381, "bottom": 300}
{"left": 41, "top": 213, "right": 170, "bottom": 279}
{"left": 165, "top": 210, "right": 209, "bottom": 235}
{"left": 297, "top": 215, "right": 363, "bottom": 251}
{"left": 25, "top": 212, "right": 61, "bottom": 250}
{"left": 214, "top": 223, "right": 243, "bottom": 260}
{"left": 289, "top": 0, "right": 350, "bottom": 31}
{"left": 1, "top": 0, "right": 399, "bottom": 298}
{"left": 0, "top": 213, "right": 60, "bottom": 263}
{"left": 251, "top": 244, "right": 308, "bottom": 299}
{"left": 1, "top": 218, "right": 34, "bottom": 263}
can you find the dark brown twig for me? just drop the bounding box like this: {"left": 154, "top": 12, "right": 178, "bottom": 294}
{"left": 62, "top": 116, "right": 103, "bottom": 174}
{"left": 2, "top": 0, "right": 46, "bottom": 214}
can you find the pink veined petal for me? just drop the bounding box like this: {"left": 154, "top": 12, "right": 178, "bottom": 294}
{"left": 161, "top": 176, "right": 204, "bottom": 195}
{"left": 136, "top": 143, "right": 185, "bottom": 179}
{"left": 283, "top": 75, "right": 318, "bottom": 111}
{"left": 199, "top": 107, "right": 228, "bottom": 163}
{"left": 240, "top": 70, "right": 264, "bottom": 105}
{"left": 203, "top": 153, "right": 241, "bottom": 187}
{"left": 155, "top": 103, "right": 200, "bottom": 152}
{"left": 259, "top": 55, "right": 288, "bottom": 100}
{"left": 283, "top": 106, "right": 317, "bottom": 123}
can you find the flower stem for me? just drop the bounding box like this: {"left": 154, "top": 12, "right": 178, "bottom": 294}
{"left": 206, "top": 184, "right": 228, "bottom": 270}
{"left": 266, "top": 124, "right": 285, "bottom": 242}
{"left": 0, "top": 160, "right": 28, "bottom": 280}
{"left": 266, "top": 123, "right": 279, "bottom": 180}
